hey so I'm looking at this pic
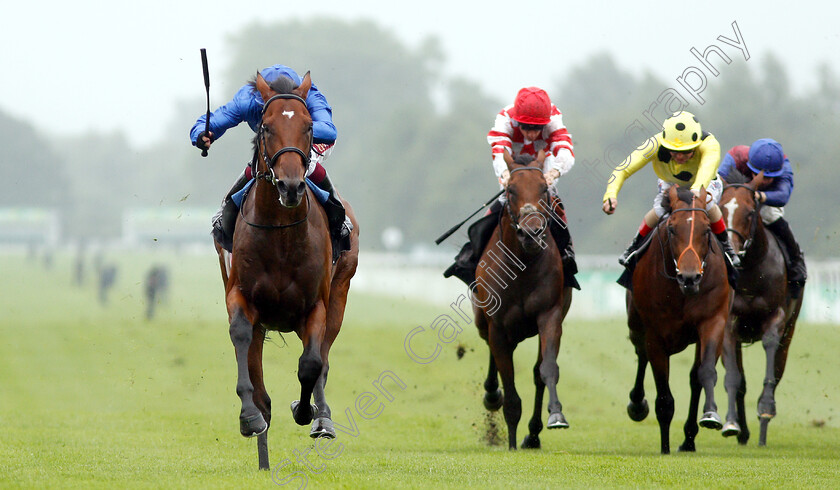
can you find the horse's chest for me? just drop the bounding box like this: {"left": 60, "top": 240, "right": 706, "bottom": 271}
{"left": 243, "top": 274, "right": 320, "bottom": 327}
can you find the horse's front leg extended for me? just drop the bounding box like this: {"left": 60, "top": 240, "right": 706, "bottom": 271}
{"left": 230, "top": 308, "right": 267, "bottom": 437}
{"left": 538, "top": 308, "right": 568, "bottom": 431}
{"left": 490, "top": 332, "right": 521, "bottom": 451}
{"left": 292, "top": 300, "right": 326, "bottom": 426}
{"left": 679, "top": 348, "right": 701, "bottom": 452}
{"left": 697, "top": 316, "right": 725, "bottom": 431}
{"left": 627, "top": 324, "right": 649, "bottom": 422}
{"left": 722, "top": 322, "right": 744, "bottom": 438}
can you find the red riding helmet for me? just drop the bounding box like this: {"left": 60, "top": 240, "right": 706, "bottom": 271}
{"left": 509, "top": 87, "right": 552, "bottom": 125}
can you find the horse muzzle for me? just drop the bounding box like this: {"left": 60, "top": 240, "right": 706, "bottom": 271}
{"left": 276, "top": 178, "right": 306, "bottom": 208}
{"left": 676, "top": 271, "right": 702, "bottom": 295}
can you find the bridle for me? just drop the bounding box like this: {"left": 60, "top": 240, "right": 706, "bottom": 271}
{"left": 722, "top": 183, "right": 761, "bottom": 255}
{"left": 242, "top": 93, "right": 314, "bottom": 230}
{"left": 504, "top": 166, "right": 549, "bottom": 233}
{"left": 664, "top": 201, "right": 711, "bottom": 278}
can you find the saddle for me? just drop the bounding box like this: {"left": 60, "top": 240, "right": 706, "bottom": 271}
{"left": 617, "top": 219, "right": 738, "bottom": 290}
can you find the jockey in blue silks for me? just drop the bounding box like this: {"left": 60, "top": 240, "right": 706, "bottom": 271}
{"left": 190, "top": 64, "right": 350, "bottom": 254}
{"left": 718, "top": 138, "right": 806, "bottom": 296}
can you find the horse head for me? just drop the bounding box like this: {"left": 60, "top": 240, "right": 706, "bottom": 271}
{"left": 721, "top": 170, "right": 769, "bottom": 257}
{"left": 504, "top": 153, "right": 551, "bottom": 254}
{"left": 254, "top": 71, "right": 314, "bottom": 208}
{"left": 666, "top": 185, "right": 712, "bottom": 295}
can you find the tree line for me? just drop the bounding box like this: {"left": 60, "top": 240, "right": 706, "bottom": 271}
{"left": 1, "top": 18, "right": 837, "bottom": 257}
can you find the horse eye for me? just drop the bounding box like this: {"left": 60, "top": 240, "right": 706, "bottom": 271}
{"left": 667, "top": 225, "right": 676, "bottom": 235}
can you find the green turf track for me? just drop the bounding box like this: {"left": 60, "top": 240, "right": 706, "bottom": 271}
{"left": 1, "top": 251, "right": 838, "bottom": 488}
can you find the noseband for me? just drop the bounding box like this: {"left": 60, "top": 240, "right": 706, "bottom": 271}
{"left": 504, "top": 166, "right": 548, "bottom": 232}
{"left": 256, "top": 93, "right": 313, "bottom": 186}
{"left": 667, "top": 204, "right": 711, "bottom": 277}
{"left": 242, "top": 93, "right": 314, "bottom": 230}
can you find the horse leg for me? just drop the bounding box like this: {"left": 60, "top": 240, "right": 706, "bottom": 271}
{"left": 757, "top": 309, "right": 785, "bottom": 446}
{"left": 679, "top": 348, "right": 701, "bottom": 452}
{"left": 291, "top": 301, "right": 326, "bottom": 426}
{"left": 248, "top": 326, "right": 271, "bottom": 469}
{"left": 697, "top": 319, "right": 724, "bottom": 432}
{"left": 722, "top": 323, "right": 744, "bottom": 439}
{"left": 490, "top": 334, "right": 521, "bottom": 451}
{"left": 521, "top": 350, "right": 545, "bottom": 449}
{"left": 229, "top": 308, "right": 267, "bottom": 437}
{"left": 627, "top": 325, "right": 649, "bottom": 422}
{"left": 648, "top": 345, "right": 674, "bottom": 455}
{"left": 539, "top": 311, "right": 568, "bottom": 431}
{"left": 483, "top": 353, "right": 503, "bottom": 411}
{"left": 311, "top": 239, "right": 358, "bottom": 439}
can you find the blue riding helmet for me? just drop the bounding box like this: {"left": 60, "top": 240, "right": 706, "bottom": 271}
{"left": 747, "top": 138, "right": 785, "bottom": 177}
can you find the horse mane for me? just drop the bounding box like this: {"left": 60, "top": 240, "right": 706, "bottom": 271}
{"left": 723, "top": 168, "right": 749, "bottom": 184}
{"left": 513, "top": 154, "right": 536, "bottom": 166}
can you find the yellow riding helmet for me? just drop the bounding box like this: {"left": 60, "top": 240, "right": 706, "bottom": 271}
{"left": 660, "top": 111, "right": 703, "bottom": 151}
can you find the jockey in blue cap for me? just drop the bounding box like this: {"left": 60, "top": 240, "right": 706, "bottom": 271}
{"left": 718, "top": 138, "right": 806, "bottom": 296}
{"left": 190, "top": 64, "right": 351, "bottom": 254}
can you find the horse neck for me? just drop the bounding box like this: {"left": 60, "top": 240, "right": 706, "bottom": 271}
{"left": 498, "top": 211, "right": 554, "bottom": 266}
{"left": 740, "top": 216, "right": 770, "bottom": 266}
{"left": 248, "top": 179, "right": 310, "bottom": 237}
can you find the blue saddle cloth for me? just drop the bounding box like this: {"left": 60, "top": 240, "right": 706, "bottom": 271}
{"left": 232, "top": 178, "right": 329, "bottom": 208}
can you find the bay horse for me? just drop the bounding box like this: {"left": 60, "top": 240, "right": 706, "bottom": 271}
{"left": 473, "top": 154, "right": 573, "bottom": 450}
{"left": 719, "top": 170, "right": 803, "bottom": 446}
{"left": 213, "top": 72, "right": 359, "bottom": 470}
{"left": 625, "top": 185, "right": 732, "bottom": 454}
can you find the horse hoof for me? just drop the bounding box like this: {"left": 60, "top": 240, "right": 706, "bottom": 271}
{"left": 627, "top": 399, "right": 649, "bottom": 422}
{"left": 678, "top": 441, "right": 696, "bottom": 452}
{"left": 699, "top": 411, "right": 723, "bottom": 430}
{"left": 290, "top": 400, "right": 318, "bottom": 426}
{"left": 240, "top": 412, "right": 268, "bottom": 438}
{"left": 521, "top": 434, "right": 541, "bottom": 449}
{"left": 547, "top": 412, "right": 569, "bottom": 429}
{"left": 310, "top": 417, "right": 336, "bottom": 439}
{"left": 721, "top": 421, "right": 741, "bottom": 437}
{"left": 483, "top": 389, "right": 504, "bottom": 412}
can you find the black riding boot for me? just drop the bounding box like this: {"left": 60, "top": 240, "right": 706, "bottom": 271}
{"left": 212, "top": 170, "right": 250, "bottom": 252}
{"left": 766, "top": 218, "right": 807, "bottom": 296}
{"left": 618, "top": 231, "right": 647, "bottom": 267}
{"left": 314, "top": 172, "right": 352, "bottom": 261}
{"left": 715, "top": 230, "right": 742, "bottom": 269}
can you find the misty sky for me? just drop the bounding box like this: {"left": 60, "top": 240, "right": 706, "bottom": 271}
{"left": 1, "top": 0, "right": 837, "bottom": 148}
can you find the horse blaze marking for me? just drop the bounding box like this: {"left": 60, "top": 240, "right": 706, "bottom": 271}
{"left": 724, "top": 197, "right": 738, "bottom": 231}
{"left": 282, "top": 110, "right": 295, "bottom": 119}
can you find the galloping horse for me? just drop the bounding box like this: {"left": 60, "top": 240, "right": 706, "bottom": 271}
{"left": 625, "top": 185, "right": 732, "bottom": 454}
{"left": 719, "top": 170, "right": 803, "bottom": 446}
{"left": 213, "top": 72, "right": 359, "bottom": 469}
{"left": 473, "top": 154, "right": 573, "bottom": 450}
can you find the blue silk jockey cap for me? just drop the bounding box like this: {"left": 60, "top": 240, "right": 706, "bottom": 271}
{"left": 747, "top": 138, "right": 785, "bottom": 177}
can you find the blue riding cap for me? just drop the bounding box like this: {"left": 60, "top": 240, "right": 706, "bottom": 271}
{"left": 747, "top": 138, "right": 785, "bottom": 177}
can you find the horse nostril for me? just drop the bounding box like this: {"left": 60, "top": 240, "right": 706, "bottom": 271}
{"left": 277, "top": 181, "right": 288, "bottom": 193}
{"left": 296, "top": 181, "right": 306, "bottom": 195}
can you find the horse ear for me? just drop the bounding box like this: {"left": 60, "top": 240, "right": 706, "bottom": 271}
{"left": 295, "top": 71, "right": 312, "bottom": 100}
{"left": 255, "top": 72, "right": 272, "bottom": 101}
{"left": 503, "top": 149, "right": 515, "bottom": 170}
{"left": 751, "top": 170, "right": 769, "bottom": 190}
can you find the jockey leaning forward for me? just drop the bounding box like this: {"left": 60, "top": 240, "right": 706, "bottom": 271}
{"left": 602, "top": 111, "right": 741, "bottom": 268}
{"left": 444, "top": 86, "right": 579, "bottom": 288}
{"left": 190, "top": 64, "right": 351, "bottom": 255}
{"left": 718, "top": 138, "right": 807, "bottom": 296}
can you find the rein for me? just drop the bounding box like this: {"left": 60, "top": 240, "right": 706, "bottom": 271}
{"left": 665, "top": 204, "right": 711, "bottom": 279}
{"left": 504, "top": 166, "right": 547, "bottom": 232}
{"left": 722, "top": 183, "right": 761, "bottom": 254}
{"left": 243, "top": 92, "right": 314, "bottom": 230}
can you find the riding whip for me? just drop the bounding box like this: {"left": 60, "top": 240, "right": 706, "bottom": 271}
{"left": 200, "top": 48, "right": 211, "bottom": 157}
{"left": 434, "top": 189, "right": 504, "bottom": 245}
